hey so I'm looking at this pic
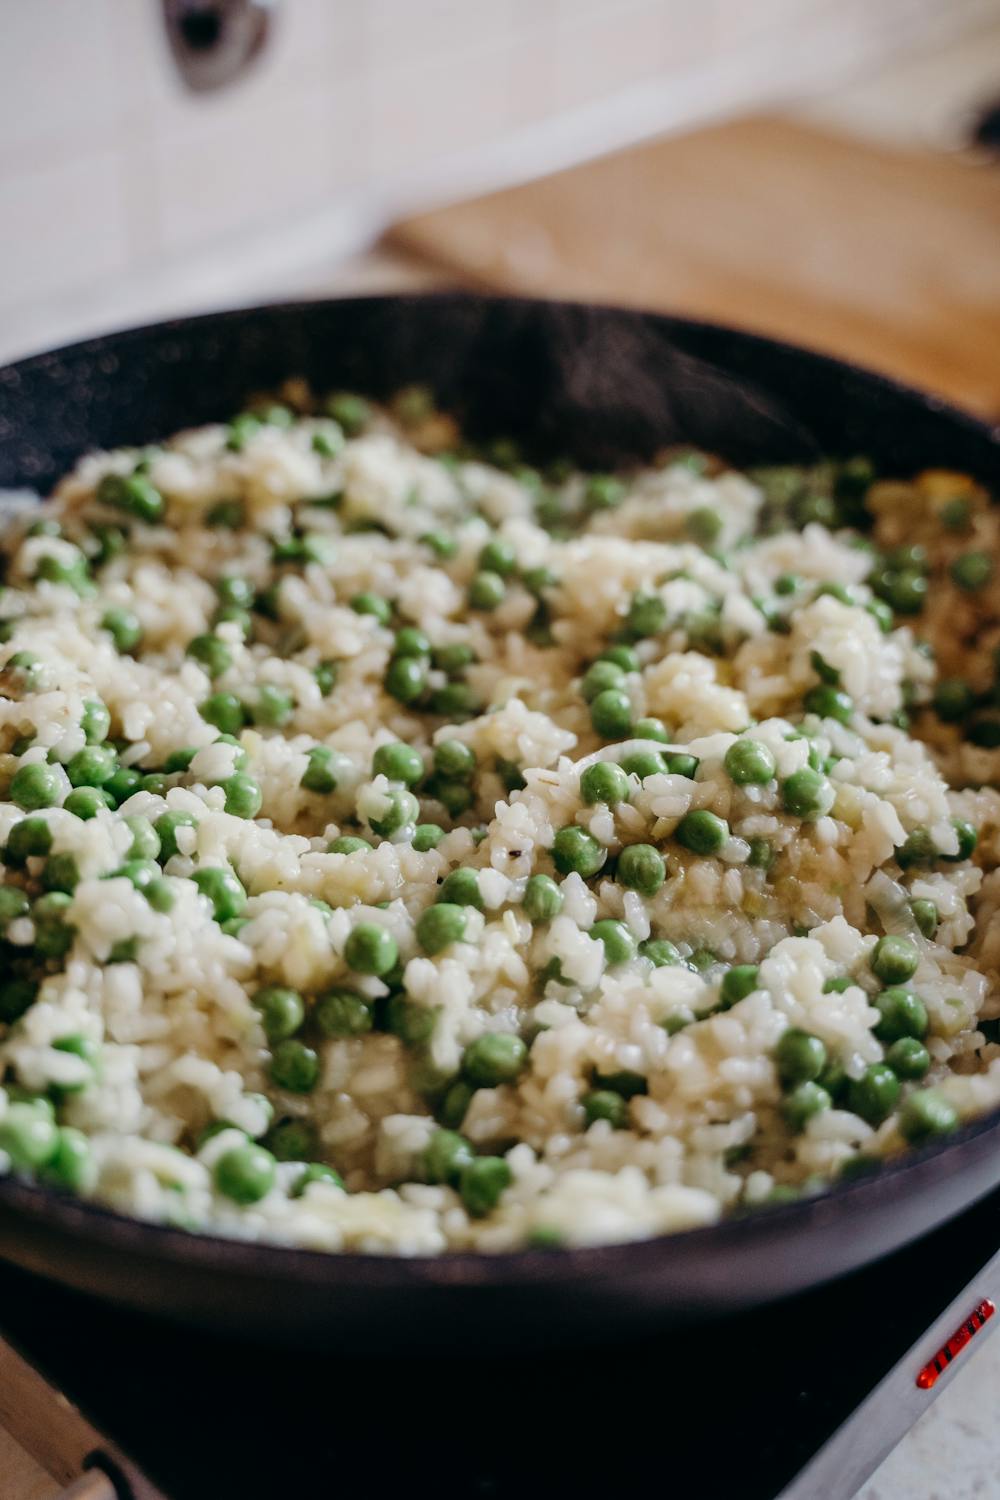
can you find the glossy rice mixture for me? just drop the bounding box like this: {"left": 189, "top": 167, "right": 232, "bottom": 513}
{"left": 1, "top": 384, "right": 1000, "bottom": 1254}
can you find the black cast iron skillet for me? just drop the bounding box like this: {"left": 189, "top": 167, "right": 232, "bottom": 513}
{"left": 1, "top": 294, "right": 999, "bottom": 1349}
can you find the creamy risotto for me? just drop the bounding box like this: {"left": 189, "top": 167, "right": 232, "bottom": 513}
{"left": 1, "top": 385, "right": 999, "bottom": 1254}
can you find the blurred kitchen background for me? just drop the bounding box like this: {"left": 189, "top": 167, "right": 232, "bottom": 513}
{"left": 3, "top": 0, "right": 1000, "bottom": 417}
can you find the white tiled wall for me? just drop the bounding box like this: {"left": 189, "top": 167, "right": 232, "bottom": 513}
{"left": 0, "top": 0, "right": 995, "bottom": 361}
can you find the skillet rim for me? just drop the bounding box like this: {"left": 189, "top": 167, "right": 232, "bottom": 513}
{"left": 2, "top": 289, "right": 1000, "bottom": 1290}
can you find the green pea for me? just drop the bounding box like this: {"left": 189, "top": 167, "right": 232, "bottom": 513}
{"left": 412, "top": 823, "right": 445, "bottom": 852}
{"left": 783, "top": 1081, "right": 832, "bottom": 1132}
{"left": 521, "top": 873, "right": 561, "bottom": 924}
{"left": 686, "top": 507, "right": 722, "bottom": 545}
{"left": 617, "top": 843, "right": 666, "bottom": 896}
{"left": 0, "top": 1103, "right": 58, "bottom": 1170}
{"left": 36, "top": 553, "right": 90, "bottom": 592}
{"left": 101, "top": 607, "right": 143, "bottom": 653}
{"left": 143, "top": 876, "right": 173, "bottom": 911}
{"left": 32, "top": 892, "right": 75, "bottom": 958}
{"left": 113, "top": 858, "right": 160, "bottom": 892}
{"left": 871, "top": 935, "right": 920, "bottom": 985}
{"left": 877, "top": 569, "right": 927, "bottom": 614}
{"left": 873, "top": 987, "right": 928, "bottom": 1043}
{"left": 4, "top": 816, "right": 53, "bottom": 864}
{"left": 66, "top": 745, "right": 117, "bottom": 790}
{"left": 781, "top": 767, "right": 834, "bottom": 819}
{"left": 552, "top": 826, "right": 606, "bottom": 878}
{"left": 344, "top": 923, "right": 398, "bottom": 976}
{"left": 633, "top": 720, "right": 669, "bottom": 747}
{"left": 0, "top": 886, "right": 30, "bottom": 926}
{"left": 590, "top": 919, "right": 637, "bottom": 965}
{"left": 392, "top": 627, "right": 431, "bottom": 662}
{"left": 775, "top": 1028, "right": 827, "bottom": 1085}
{"left": 80, "top": 700, "right": 112, "bottom": 746}
{"left": 314, "top": 659, "right": 338, "bottom": 697}
{"left": 580, "top": 760, "right": 630, "bottom": 806}
{"left": 191, "top": 866, "right": 246, "bottom": 922}
{"left": 424, "top": 1128, "right": 475, "bottom": 1186}
{"left": 724, "top": 739, "right": 776, "bottom": 785}
{"left": 253, "top": 985, "right": 305, "bottom": 1043}
{"left": 213, "top": 1143, "right": 276, "bottom": 1203}
{"left": 154, "top": 809, "right": 198, "bottom": 862}
{"left": 478, "top": 538, "right": 517, "bottom": 577}
{"left": 848, "top": 1063, "right": 900, "bottom": 1126}
{"left": 432, "top": 740, "right": 476, "bottom": 780}
{"left": 63, "top": 786, "right": 111, "bottom": 820}
{"left": 898, "top": 1089, "right": 958, "bottom": 1143}
{"left": 944, "top": 818, "right": 977, "bottom": 862}
{"left": 299, "top": 745, "right": 336, "bottom": 795}
{"left": 620, "top": 751, "right": 666, "bottom": 780}
{"left": 625, "top": 591, "right": 666, "bottom": 638}
{"left": 43, "top": 852, "right": 80, "bottom": 893}
{"left": 582, "top": 1090, "right": 629, "bottom": 1129}
{"left": 598, "top": 645, "right": 639, "bottom": 673}
{"left": 581, "top": 661, "right": 625, "bottom": 703}
{"left": 367, "top": 787, "right": 418, "bottom": 838}
{"left": 585, "top": 474, "right": 625, "bottom": 510}
{"left": 459, "top": 1155, "right": 511, "bottom": 1217}
{"left": 675, "top": 809, "right": 728, "bottom": 855}
{"left": 40, "top": 1126, "right": 95, "bottom": 1192}
{"left": 328, "top": 835, "right": 371, "bottom": 855}
{"left": 590, "top": 688, "right": 633, "bottom": 739}
{"left": 433, "top": 870, "right": 480, "bottom": 913}
{"left": 269, "top": 1039, "right": 320, "bottom": 1094}
{"left": 413, "top": 894, "right": 470, "bottom": 954}
{"left": 720, "top": 964, "right": 759, "bottom": 1009}
{"left": 385, "top": 994, "right": 437, "bottom": 1046}
{"left": 221, "top": 773, "right": 262, "bottom": 819}
{"left": 9, "top": 762, "right": 61, "bottom": 810}
{"left": 292, "top": 1163, "right": 344, "bottom": 1197}
{"left": 265, "top": 1118, "right": 318, "bottom": 1162}
{"left": 420, "top": 530, "right": 458, "bottom": 559}
{"left": 97, "top": 471, "right": 164, "bottom": 524}
{"left": 349, "top": 592, "right": 392, "bottom": 626}
{"left": 464, "top": 1032, "right": 527, "bottom": 1087}
{"left": 0, "top": 978, "right": 38, "bottom": 1023}
{"left": 373, "top": 741, "right": 424, "bottom": 786}
{"left": 468, "top": 570, "right": 506, "bottom": 611}
{"left": 950, "top": 551, "right": 993, "bottom": 591}
{"left": 908, "top": 899, "right": 938, "bottom": 939}
{"left": 885, "top": 1037, "right": 931, "bottom": 1080}
{"left": 437, "top": 1080, "right": 473, "bottom": 1130}
{"left": 251, "top": 685, "right": 294, "bottom": 728}
{"left": 866, "top": 598, "right": 894, "bottom": 633}
{"left": 665, "top": 753, "right": 700, "bottom": 779}
{"left": 803, "top": 685, "right": 853, "bottom": 724}
{"left": 120, "top": 816, "right": 159, "bottom": 863}
{"left": 385, "top": 655, "right": 427, "bottom": 705}
{"left": 199, "top": 692, "right": 245, "bottom": 736}
{"left": 315, "top": 988, "right": 372, "bottom": 1038}
{"left": 430, "top": 681, "right": 480, "bottom": 719}
{"left": 186, "top": 634, "right": 232, "bottom": 680}
{"left": 325, "top": 392, "right": 370, "bottom": 435}
{"left": 213, "top": 576, "right": 253, "bottom": 612}
{"left": 639, "top": 938, "right": 682, "bottom": 967}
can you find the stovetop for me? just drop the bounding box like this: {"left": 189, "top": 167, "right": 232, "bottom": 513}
{"left": 4, "top": 1189, "right": 1000, "bottom": 1500}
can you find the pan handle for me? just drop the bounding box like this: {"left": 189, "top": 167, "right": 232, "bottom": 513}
{"left": 161, "top": 0, "right": 279, "bottom": 93}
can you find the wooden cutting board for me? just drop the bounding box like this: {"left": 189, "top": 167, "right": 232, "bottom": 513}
{"left": 388, "top": 116, "right": 1000, "bottom": 420}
